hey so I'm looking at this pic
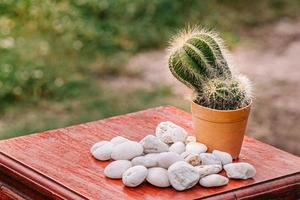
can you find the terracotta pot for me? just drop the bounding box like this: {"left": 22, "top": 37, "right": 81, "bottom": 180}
{"left": 191, "top": 101, "right": 252, "bottom": 159}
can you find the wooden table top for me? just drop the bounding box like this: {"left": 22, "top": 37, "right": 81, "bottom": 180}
{"left": 0, "top": 105, "right": 300, "bottom": 200}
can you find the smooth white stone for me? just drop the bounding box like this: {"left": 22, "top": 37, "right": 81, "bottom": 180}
{"left": 131, "top": 155, "right": 158, "bottom": 168}
{"left": 140, "top": 135, "right": 169, "bottom": 153}
{"left": 169, "top": 142, "right": 186, "bottom": 154}
{"left": 122, "top": 165, "right": 148, "bottom": 187}
{"left": 110, "top": 136, "right": 129, "bottom": 146}
{"left": 199, "top": 174, "right": 229, "bottom": 187}
{"left": 180, "top": 151, "right": 190, "bottom": 159}
{"left": 104, "top": 160, "right": 132, "bottom": 179}
{"left": 224, "top": 162, "right": 256, "bottom": 179}
{"left": 146, "top": 167, "right": 170, "bottom": 187}
{"left": 155, "top": 121, "right": 187, "bottom": 144}
{"left": 186, "top": 142, "right": 207, "bottom": 154}
{"left": 168, "top": 161, "right": 200, "bottom": 191}
{"left": 195, "top": 165, "right": 223, "bottom": 178}
{"left": 212, "top": 150, "right": 233, "bottom": 165}
{"left": 144, "top": 153, "right": 160, "bottom": 161}
{"left": 184, "top": 153, "right": 201, "bottom": 166}
{"left": 157, "top": 152, "right": 183, "bottom": 169}
{"left": 90, "top": 141, "right": 113, "bottom": 161}
{"left": 90, "top": 141, "right": 106, "bottom": 153}
{"left": 111, "top": 141, "right": 143, "bottom": 160}
{"left": 185, "top": 136, "right": 196, "bottom": 144}
{"left": 200, "top": 153, "right": 222, "bottom": 165}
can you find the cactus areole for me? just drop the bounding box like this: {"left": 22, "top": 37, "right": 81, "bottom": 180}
{"left": 168, "top": 27, "right": 253, "bottom": 158}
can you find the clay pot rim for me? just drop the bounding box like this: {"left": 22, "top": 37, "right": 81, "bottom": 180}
{"left": 191, "top": 100, "right": 252, "bottom": 113}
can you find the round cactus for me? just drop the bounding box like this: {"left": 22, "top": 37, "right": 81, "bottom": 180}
{"left": 195, "top": 76, "right": 251, "bottom": 110}
{"left": 168, "top": 27, "right": 252, "bottom": 110}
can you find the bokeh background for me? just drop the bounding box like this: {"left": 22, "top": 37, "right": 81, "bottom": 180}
{"left": 1, "top": 0, "right": 299, "bottom": 155}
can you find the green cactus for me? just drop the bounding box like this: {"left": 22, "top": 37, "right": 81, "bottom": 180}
{"left": 168, "top": 27, "right": 252, "bottom": 110}
{"left": 195, "top": 77, "right": 251, "bottom": 110}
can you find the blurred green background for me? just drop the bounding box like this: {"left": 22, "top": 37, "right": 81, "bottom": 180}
{"left": 1, "top": 0, "right": 300, "bottom": 154}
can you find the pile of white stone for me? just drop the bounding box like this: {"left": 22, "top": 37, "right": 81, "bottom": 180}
{"left": 90, "top": 121, "right": 256, "bottom": 191}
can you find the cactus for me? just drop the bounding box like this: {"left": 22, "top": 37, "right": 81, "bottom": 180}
{"left": 195, "top": 76, "right": 251, "bottom": 110}
{"left": 168, "top": 27, "right": 252, "bottom": 110}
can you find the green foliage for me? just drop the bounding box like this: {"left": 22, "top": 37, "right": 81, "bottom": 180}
{"left": 168, "top": 28, "right": 251, "bottom": 110}
{"left": 0, "top": 0, "right": 299, "bottom": 105}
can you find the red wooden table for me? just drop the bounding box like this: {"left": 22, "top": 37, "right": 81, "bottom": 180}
{"left": 0, "top": 106, "right": 300, "bottom": 200}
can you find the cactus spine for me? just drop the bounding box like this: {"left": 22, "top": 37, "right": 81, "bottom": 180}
{"left": 168, "top": 27, "right": 252, "bottom": 110}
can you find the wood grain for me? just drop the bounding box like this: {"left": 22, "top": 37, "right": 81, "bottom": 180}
{"left": 0, "top": 105, "right": 300, "bottom": 199}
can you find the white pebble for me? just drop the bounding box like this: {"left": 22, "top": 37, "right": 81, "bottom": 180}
{"left": 146, "top": 167, "right": 170, "bottom": 187}
{"left": 157, "top": 152, "right": 183, "bottom": 169}
{"left": 212, "top": 150, "right": 233, "bottom": 165}
{"left": 199, "top": 174, "right": 229, "bottom": 187}
{"left": 185, "top": 136, "right": 196, "bottom": 144}
{"left": 144, "top": 153, "right": 160, "bottom": 161}
{"left": 140, "top": 135, "right": 169, "bottom": 153}
{"left": 90, "top": 141, "right": 106, "bottom": 153}
{"left": 180, "top": 151, "right": 190, "bottom": 159}
{"left": 122, "top": 166, "right": 148, "bottom": 187}
{"left": 104, "top": 160, "right": 132, "bottom": 179}
{"left": 110, "top": 136, "right": 129, "bottom": 146}
{"left": 155, "top": 121, "right": 187, "bottom": 144}
{"left": 184, "top": 153, "right": 201, "bottom": 166}
{"left": 186, "top": 142, "right": 207, "bottom": 154}
{"left": 131, "top": 155, "right": 158, "bottom": 168}
{"left": 90, "top": 141, "right": 113, "bottom": 161}
{"left": 200, "top": 153, "right": 222, "bottom": 165}
{"left": 195, "top": 165, "right": 223, "bottom": 178}
{"left": 111, "top": 141, "right": 143, "bottom": 160}
{"left": 169, "top": 142, "right": 186, "bottom": 154}
{"left": 168, "top": 161, "right": 200, "bottom": 191}
{"left": 224, "top": 162, "right": 256, "bottom": 179}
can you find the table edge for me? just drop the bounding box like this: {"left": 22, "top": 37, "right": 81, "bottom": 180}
{"left": 1, "top": 151, "right": 300, "bottom": 200}
{"left": 199, "top": 172, "right": 300, "bottom": 199}
{"left": 0, "top": 152, "right": 88, "bottom": 200}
